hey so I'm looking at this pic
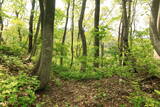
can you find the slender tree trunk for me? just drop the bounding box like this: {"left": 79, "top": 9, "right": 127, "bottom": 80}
{"left": 18, "top": 28, "right": 22, "bottom": 41}
{"left": 32, "top": 0, "right": 44, "bottom": 75}
{"left": 28, "top": 15, "right": 41, "bottom": 61}
{"left": 101, "top": 42, "right": 104, "bottom": 67}
{"left": 28, "top": 0, "right": 36, "bottom": 53}
{"left": 94, "top": 0, "right": 100, "bottom": 68}
{"left": 34, "top": 0, "right": 55, "bottom": 89}
{"left": 150, "top": 0, "right": 160, "bottom": 56}
{"left": 78, "top": 0, "right": 87, "bottom": 71}
{"left": 0, "top": 0, "right": 4, "bottom": 45}
{"left": 15, "top": 11, "right": 23, "bottom": 42}
{"left": 60, "top": 1, "right": 70, "bottom": 65}
{"left": 76, "top": 33, "right": 80, "bottom": 57}
{"left": 118, "top": 0, "right": 131, "bottom": 66}
{"left": 70, "top": 0, "right": 75, "bottom": 67}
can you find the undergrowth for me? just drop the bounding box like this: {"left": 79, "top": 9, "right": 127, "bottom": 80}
{"left": 52, "top": 64, "right": 133, "bottom": 80}
{"left": 0, "top": 45, "right": 40, "bottom": 106}
{"left": 0, "top": 72, "right": 39, "bottom": 106}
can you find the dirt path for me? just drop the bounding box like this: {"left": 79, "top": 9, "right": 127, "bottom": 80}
{"left": 36, "top": 76, "right": 134, "bottom": 107}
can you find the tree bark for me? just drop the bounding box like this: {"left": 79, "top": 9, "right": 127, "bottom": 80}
{"left": 28, "top": 0, "right": 36, "bottom": 53}
{"left": 78, "top": 0, "right": 87, "bottom": 71}
{"left": 101, "top": 42, "right": 104, "bottom": 67}
{"left": 60, "top": 1, "right": 70, "bottom": 65}
{"left": 118, "top": 0, "right": 131, "bottom": 66}
{"left": 94, "top": 0, "right": 100, "bottom": 68}
{"left": 15, "top": 11, "right": 23, "bottom": 42}
{"left": 0, "top": 0, "right": 4, "bottom": 45}
{"left": 150, "top": 0, "right": 160, "bottom": 56}
{"left": 70, "top": 0, "right": 75, "bottom": 67}
{"left": 28, "top": 15, "right": 41, "bottom": 61}
{"left": 34, "top": 0, "right": 55, "bottom": 89}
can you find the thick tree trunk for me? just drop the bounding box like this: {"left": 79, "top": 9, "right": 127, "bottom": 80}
{"left": 60, "top": 1, "right": 70, "bottom": 65}
{"left": 28, "top": 0, "right": 36, "bottom": 53}
{"left": 94, "top": 0, "right": 100, "bottom": 68}
{"left": 150, "top": 0, "right": 160, "bottom": 56}
{"left": 70, "top": 0, "right": 75, "bottom": 67}
{"left": 34, "top": 0, "right": 55, "bottom": 89}
{"left": 78, "top": 0, "right": 87, "bottom": 71}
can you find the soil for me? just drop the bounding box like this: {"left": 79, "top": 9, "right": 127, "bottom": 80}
{"left": 36, "top": 76, "right": 134, "bottom": 107}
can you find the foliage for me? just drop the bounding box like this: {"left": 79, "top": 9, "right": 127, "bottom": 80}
{"left": 0, "top": 54, "right": 25, "bottom": 71}
{"left": 55, "top": 8, "right": 65, "bottom": 26}
{"left": 0, "top": 45, "right": 27, "bottom": 72}
{"left": 131, "top": 35, "right": 160, "bottom": 76}
{"left": 0, "top": 73, "right": 39, "bottom": 106}
{"left": 4, "top": 19, "right": 28, "bottom": 48}
{"left": 130, "top": 95, "right": 160, "bottom": 107}
{"left": 52, "top": 64, "right": 133, "bottom": 80}
{"left": 0, "top": 45, "right": 22, "bottom": 57}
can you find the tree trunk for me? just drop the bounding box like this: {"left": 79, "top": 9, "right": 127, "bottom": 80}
{"left": 60, "top": 1, "right": 70, "bottom": 65}
{"left": 34, "top": 0, "right": 55, "bottom": 89}
{"left": 101, "top": 42, "right": 104, "bottom": 67}
{"left": 18, "top": 28, "right": 22, "bottom": 41}
{"left": 150, "top": 0, "right": 160, "bottom": 56}
{"left": 78, "top": 0, "right": 87, "bottom": 71}
{"left": 15, "top": 11, "right": 23, "bottom": 42}
{"left": 0, "top": 0, "right": 4, "bottom": 45}
{"left": 28, "top": 15, "right": 41, "bottom": 61}
{"left": 28, "top": 0, "right": 36, "bottom": 53}
{"left": 70, "top": 0, "right": 75, "bottom": 68}
{"left": 118, "top": 0, "right": 131, "bottom": 66}
{"left": 94, "top": 0, "right": 100, "bottom": 68}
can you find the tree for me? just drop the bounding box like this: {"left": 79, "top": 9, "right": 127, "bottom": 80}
{"left": 150, "top": 0, "right": 160, "bottom": 56}
{"left": 94, "top": 0, "right": 100, "bottom": 68}
{"left": 34, "top": 0, "right": 55, "bottom": 89}
{"left": 11, "top": 0, "right": 26, "bottom": 42}
{"left": 70, "top": 0, "right": 75, "bottom": 67}
{"left": 28, "top": 0, "right": 36, "bottom": 53}
{"left": 0, "top": 0, "right": 4, "bottom": 45}
{"left": 28, "top": 15, "right": 41, "bottom": 60}
{"left": 78, "top": 0, "right": 87, "bottom": 71}
{"left": 118, "top": 0, "right": 132, "bottom": 66}
{"left": 60, "top": 0, "right": 70, "bottom": 65}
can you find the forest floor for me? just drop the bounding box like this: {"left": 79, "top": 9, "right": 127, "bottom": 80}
{"left": 1, "top": 49, "right": 160, "bottom": 107}
{"left": 36, "top": 72, "right": 160, "bottom": 107}
{"left": 1, "top": 58, "right": 160, "bottom": 107}
{"left": 36, "top": 76, "right": 133, "bottom": 107}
